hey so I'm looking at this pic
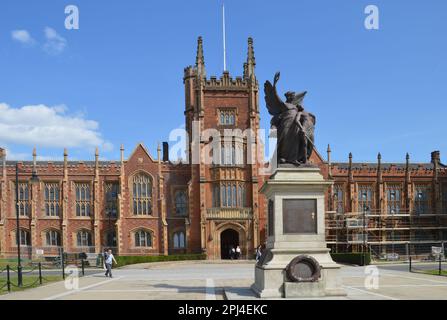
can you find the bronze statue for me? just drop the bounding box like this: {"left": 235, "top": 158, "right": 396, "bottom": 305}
{"left": 264, "top": 72, "right": 316, "bottom": 166}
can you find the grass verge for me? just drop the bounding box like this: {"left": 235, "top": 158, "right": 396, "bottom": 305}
{"left": 0, "top": 275, "right": 63, "bottom": 295}
{"left": 115, "top": 254, "right": 207, "bottom": 267}
{"left": 417, "top": 269, "right": 447, "bottom": 277}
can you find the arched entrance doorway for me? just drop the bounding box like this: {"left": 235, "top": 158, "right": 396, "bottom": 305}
{"left": 220, "top": 229, "right": 239, "bottom": 259}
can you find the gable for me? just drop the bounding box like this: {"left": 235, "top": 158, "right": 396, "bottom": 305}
{"left": 127, "top": 143, "right": 156, "bottom": 164}
{"left": 309, "top": 147, "right": 326, "bottom": 166}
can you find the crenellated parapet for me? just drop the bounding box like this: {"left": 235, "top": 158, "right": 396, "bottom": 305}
{"left": 3, "top": 161, "right": 121, "bottom": 176}
{"left": 205, "top": 72, "right": 251, "bottom": 90}
{"left": 183, "top": 36, "right": 259, "bottom": 95}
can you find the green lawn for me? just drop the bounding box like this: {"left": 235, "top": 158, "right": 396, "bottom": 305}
{"left": 420, "top": 270, "right": 447, "bottom": 276}
{"left": 0, "top": 275, "right": 63, "bottom": 294}
{"left": 0, "top": 259, "right": 59, "bottom": 271}
{"left": 0, "top": 259, "right": 18, "bottom": 269}
{"left": 0, "top": 258, "right": 34, "bottom": 269}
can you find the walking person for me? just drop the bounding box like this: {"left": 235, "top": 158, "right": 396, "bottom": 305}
{"left": 103, "top": 248, "right": 109, "bottom": 273}
{"left": 230, "top": 246, "right": 236, "bottom": 260}
{"left": 255, "top": 245, "right": 262, "bottom": 263}
{"left": 104, "top": 249, "right": 117, "bottom": 278}
{"left": 236, "top": 245, "right": 241, "bottom": 260}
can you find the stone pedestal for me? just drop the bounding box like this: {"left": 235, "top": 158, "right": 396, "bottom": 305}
{"left": 251, "top": 167, "right": 346, "bottom": 298}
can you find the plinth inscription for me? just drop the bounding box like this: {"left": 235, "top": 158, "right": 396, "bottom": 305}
{"left": 282, "top": 199, "right": 317, "bottom": 234}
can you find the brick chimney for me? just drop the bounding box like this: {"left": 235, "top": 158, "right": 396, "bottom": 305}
{"left": 162, "top": 142, "right": 169, "bottom": 162}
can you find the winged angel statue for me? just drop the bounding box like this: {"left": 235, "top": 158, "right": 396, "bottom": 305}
{"left": 264, "top": 72, "right": 316, "bottom": 166}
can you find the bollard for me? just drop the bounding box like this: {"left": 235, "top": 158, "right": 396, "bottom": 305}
{"left": 38, "top": 262, "right": 42, "bottom": 285}
{"left": 6, "top": 265, "right": 11, "bottom": 293}
{"left": 81, "top": 259, "right": 85, "bottom": 276}
{"left": 409, "top": 256, "right": 412, "bottom": 273}
{"left": 17, "top": 265, "right": 23, "bottom": 287}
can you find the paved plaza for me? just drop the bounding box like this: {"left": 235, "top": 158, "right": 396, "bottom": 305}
{"left": 0, "top": 261, "right": 446, "bottom": 300}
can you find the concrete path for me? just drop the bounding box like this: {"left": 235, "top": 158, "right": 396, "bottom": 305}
{"left": 0, "top": 261, "right": 446, "bottom": 300}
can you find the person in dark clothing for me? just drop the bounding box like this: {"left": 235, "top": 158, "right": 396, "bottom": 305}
{"left": 255, "top": 245, "right": 262, "bottom": 262}
{"left": 235, "top": 245, "right": 241, "bottom": 260}
{"left": 103, "top": 249, "right": 109, "bottom": 275}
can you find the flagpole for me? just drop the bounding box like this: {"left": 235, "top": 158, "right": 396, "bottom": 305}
{"left": 222, "top": 3, "right": 227, "bottom": 71}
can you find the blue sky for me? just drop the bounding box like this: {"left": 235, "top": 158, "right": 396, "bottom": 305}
{"left": 0, "top": 0, "right": 446, "bottom": 163}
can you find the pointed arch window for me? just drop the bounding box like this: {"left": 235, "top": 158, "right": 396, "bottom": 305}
{"left": 17, "top": 183, "right": 31, "bottom": 216}
{"left": 75, "top": 183, "right": 91, "bottom": 217}
{"left": 414, "top": 184, "right": 431, "bottom": 215}
{"left": 219, "top": 109, "right": 236, "bottom": 125}
{"left": 16, "top": 229, "right": 31, "bottom": 246}
{"left": 358, "top": 185, "right": 374, "bottom": 213}
{"left": 76, "top": 230, "right": 92, "bottom": 247}
{"left": 134, "top": 230, "right": 152, "bottom": 247}
{"left": 45, "top": 230, "right": 61, "bottom": 246}
{"left": 173, "top": 231, "right": 186, "bottom": 249}
{"left": 133, "top": 174, "right": 152, "bottom": 215}
{"left": 387, "top": 184, "right": 402, "bottom": 214}
{"left": 45, "top": 183, "right": 60, "bottom": 216}
{"left": 105, "top": 183, "right": 119, "bottom": 218}
{"left": 175, "top": 190, "right": 188, "bottom": 216}
{"left": 334, "top": 185, "right": 344, "bottom": 214}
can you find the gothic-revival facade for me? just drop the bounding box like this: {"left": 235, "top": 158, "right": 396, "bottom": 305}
{"left": 0, "top": 37, "right": 446, "bottom": 260}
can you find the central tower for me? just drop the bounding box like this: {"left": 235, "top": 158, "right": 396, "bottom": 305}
{"left": 183, "top": 37, "right": 266, "bottom": 259}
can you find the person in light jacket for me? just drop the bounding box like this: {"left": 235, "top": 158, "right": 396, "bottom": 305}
{"left": 104, "top": 249, "right": 117, "bottom": 278}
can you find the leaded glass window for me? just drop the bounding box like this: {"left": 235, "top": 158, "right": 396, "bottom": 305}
{"left": 45, "top": 183, "right": 60, "bottom": 216}
{"left": 358, "top": 185, "right": 373, "bottom": 213}
{"left": 133, "top": 174, "right": 152, "bottom": 215}
{"left": 105, "top": 183, "right": 119, "bottom": 217}
{"left": 214, "top": 183, "right": 246, "bottom": 208}
{"left": 17, "top": 183, "right": 31, "bottom": 216}
{"left": 46, "top": 230, "right": 61, "bottom": 246}
{"left": 414, "top": 184, "right": 431, "bottom": 215}
{"left": 175, "top": 191, "right": 188, "bottom": 216}
{"left": 135, "top": 230, "right": 152, "bottom": 247}
{"left": 16, "top": 229, "right": 30, "bottom": 246}
{"left": 75, "top": 183, "right": 91, "bottom": 217}
{"left": 219, "top": 110, "right": 236, "bottom": 125}
{"left": 173, "top": 231, "right": 186, "bottom": 249}
{"left": 334, "top": 184, "right": 344, "bottom": 214}
{"left": 387, "top": 184, "right": 402, "bottom": 214}
{"left": 76, "top": 230, "right": 92, "bottom": 247}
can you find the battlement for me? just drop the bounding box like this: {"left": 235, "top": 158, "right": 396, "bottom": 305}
{"left": 184, "top": 36, "right": 257, "bottom": 91}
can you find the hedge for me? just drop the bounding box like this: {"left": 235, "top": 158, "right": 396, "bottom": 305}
{"left": 115, "top": 254, "right": 207, "bottom": 267}
{"left": 331, "top": 253, "right": 371, "bottom": 266}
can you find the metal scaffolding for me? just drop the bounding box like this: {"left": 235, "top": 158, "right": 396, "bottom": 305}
{"left": 326, "top": 210, "right": 447, "bottom": 261}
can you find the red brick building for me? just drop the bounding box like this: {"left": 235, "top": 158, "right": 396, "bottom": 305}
{"left": 0, "top": 37, "right": 446, "bottom": 260}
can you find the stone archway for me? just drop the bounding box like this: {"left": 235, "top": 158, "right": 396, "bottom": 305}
{"left": 220, "top": 229, "right": 239, "bottom": 259}
{"left": 213, "top": 222, "right": 247, "bottom": 260}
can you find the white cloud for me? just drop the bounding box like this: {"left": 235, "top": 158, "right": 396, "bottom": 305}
{"left": 0, "top": 103, "right": 113, "bottom": 152}
{"left": 43, "top": 27, "right": 67, "bottom": 55}
{"left": 11, "top": 30, "right": 35, "bottom": 45}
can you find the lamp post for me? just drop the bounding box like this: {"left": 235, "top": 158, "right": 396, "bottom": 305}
{"left": 363, "top": 205, "right": 369, "bottom": 266}
{"left": 15, "top": 160, "right": 39, "bottom": 287}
